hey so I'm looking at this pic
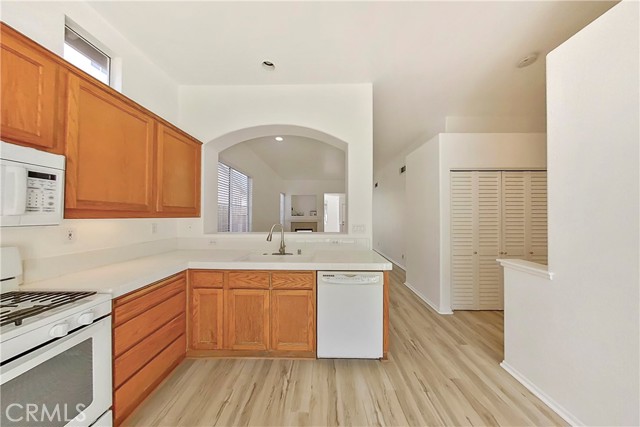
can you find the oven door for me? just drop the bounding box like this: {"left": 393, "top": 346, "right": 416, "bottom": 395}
{"left": 0, "top": 316, "right": 112, "bottom": 427}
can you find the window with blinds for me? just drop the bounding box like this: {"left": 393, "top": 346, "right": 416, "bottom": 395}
{"left": 63, "top": 26, "right": 111, "bottom": 85}
{"left": 218, "top": 163, "right": 252, "bottom": 232}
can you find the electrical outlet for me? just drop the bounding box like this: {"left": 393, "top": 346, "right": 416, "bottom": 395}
{"left": 352, "top": 224, "right": 366, "bottom": 233}
{"left": 151, "top": 223, "right": 158, "bottom": 234}
{"left": 208, "top": 239, "right": 217, "bottom": 246}
{"left": 64, "top": 228, "right": 77, "bottom": 244}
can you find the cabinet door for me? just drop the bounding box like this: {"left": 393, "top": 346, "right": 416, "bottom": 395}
{"left": 226, "top": 289, "right": 269, "bottom": 351}
{"left": 65, "top": 73, "right": 155, "bottom": 217}
{"left": 190, "top": 288, "right": 224, "bottom": 350}
{"left": 156, "top": 123, "right": 201, "bottom": 216}
{"left": 271, "top": 290, "right": 315, "bottom": 352}
{"left": 1, "top": 24, "right": 62, "bottom": 153}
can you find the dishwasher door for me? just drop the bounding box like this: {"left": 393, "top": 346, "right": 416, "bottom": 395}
{"left": 317, "top": 271, "right": 383, "bottom": 359}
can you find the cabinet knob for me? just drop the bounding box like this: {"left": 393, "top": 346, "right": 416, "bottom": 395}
{"left": 473, "top": 251, "right": 478, "bottom": 254}
{"left": 529, "top": 251, "right": 534, "bottom": 254}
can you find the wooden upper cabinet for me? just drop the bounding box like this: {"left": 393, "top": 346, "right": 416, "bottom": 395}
{"left": 0, "top": 24, "right": 63, "bottom": 153}
{"left": 64, "top": 73, "right": 155, "bottom": 217}
{"left": 156, "top": 123, "right": 201, "bottom": 216}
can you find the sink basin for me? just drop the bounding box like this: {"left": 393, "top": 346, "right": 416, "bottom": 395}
{"left": 240, "top": 253, "right": 314, "bottom": 262}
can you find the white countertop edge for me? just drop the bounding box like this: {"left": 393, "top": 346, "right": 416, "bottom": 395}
{"left": 20, "top": 250, "right": 393, "bottom": 299}
{"left": 497, "top": 259, "right": 554, "bottom": 280}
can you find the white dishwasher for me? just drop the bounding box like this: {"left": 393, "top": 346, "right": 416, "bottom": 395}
{"left": 317, "top": 271, "right": 384, "bottom": 359}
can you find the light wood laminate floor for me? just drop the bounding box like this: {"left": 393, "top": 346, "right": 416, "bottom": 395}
{"left": 124, "top": 266, "right": 566, "bottom": 426}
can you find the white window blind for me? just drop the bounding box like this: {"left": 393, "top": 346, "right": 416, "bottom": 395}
{"left": 218, "top": 163, "right": 252, "bottom": 232}
{"left": 63, "top": 26, "right": 110, "bottom": 85}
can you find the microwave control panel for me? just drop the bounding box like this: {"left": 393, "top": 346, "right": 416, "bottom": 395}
{"left": 26, "top": 171, "right": 59, "bottom": 213}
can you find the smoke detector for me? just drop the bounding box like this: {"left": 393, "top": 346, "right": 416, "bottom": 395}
{"left": 517, "top": 53, "right": 539, "bottom": 68}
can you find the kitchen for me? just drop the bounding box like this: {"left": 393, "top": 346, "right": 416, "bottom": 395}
{"left": 0, "top": 1, "right": 638, "bottom": 427}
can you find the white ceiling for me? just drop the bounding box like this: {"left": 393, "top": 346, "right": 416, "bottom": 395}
{"left": 222, "top": 135, "right": 346, "bottom": 181}
{"left": 89, "top": 1, "right": 615, "bottom": 167}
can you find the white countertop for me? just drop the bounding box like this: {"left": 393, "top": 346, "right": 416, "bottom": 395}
{"left": 20, "top": 249, "right": 392, "bottom": 298}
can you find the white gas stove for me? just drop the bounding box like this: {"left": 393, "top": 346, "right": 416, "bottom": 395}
{"left": 0, "top": 247, "right": 112, "bottom": 427}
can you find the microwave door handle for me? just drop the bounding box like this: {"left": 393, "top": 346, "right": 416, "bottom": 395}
{"left": 0, "top": 165, "right": 27, "bottom": 215}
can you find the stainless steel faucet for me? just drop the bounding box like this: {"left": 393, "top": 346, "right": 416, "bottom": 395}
{"left": 266, "top": 223, "right": 290, "bottom": 255}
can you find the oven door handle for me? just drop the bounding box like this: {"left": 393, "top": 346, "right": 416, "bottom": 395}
{"left": 0, "top": 316, "right": 111, "bottom": 384}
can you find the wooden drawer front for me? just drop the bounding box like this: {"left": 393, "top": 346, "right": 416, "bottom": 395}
{"left": 114, "top": 274, "right": 184, "bottom": 326}
{"left": 114, "top": 291, "right": 185, "bottom": 357}
{"left": 271, "top": 290, "right": 315, "bottom": 352}
{"left": 114, "top": 334, "right": 185, "bottom": 426}
{"left": 189, "top": 270, "right": 224, "bottom": 288}
{"left": 228, "top": 271, "right": 270, "bottom": 289}
{"left": 271, "top": 272, "right": 315, "bottom": 290}
{"left": 114, "top": 314, "right": 185, "bottom": 389}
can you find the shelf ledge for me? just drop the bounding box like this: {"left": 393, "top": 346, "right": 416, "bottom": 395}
{"left": 497, "top": 259, "right": 554, "bottom": 280}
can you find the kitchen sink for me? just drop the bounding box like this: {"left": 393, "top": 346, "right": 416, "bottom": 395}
{"left": 240, "top": 253, "right": 314, "bottom": 262}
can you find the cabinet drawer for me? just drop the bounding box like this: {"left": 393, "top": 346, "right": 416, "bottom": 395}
{"left": 228, "top": 271, "right": 270, "bottom": 289}
{"left": 271, "top": 272, "right": 315, "bottom": 290}
{"left": 114, "top": 334, "right": 185, "bottom": 426}
{"left": 114, "top": 291, "right": 186, "bottom": 357}
{"left": 189, "top": 270, "right": 224, "bottom": 288}
{"left": 114, "top": 273, "right": 184, "bottom": 326}
{"left": 114, "top": 314, "right": 185, "bottom": 388}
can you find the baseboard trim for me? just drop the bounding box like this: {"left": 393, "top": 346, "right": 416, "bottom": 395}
{"left": 373, "top": 249, "right": 405, "bottom": 270}
{"left": 500, "top": 361, "right": 584, "bottom": 426}
{"left": 403, "top": 281, "right": 453, "bottom": 315}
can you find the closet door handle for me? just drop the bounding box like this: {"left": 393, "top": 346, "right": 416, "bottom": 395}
{"left": 473, "top": 251, "right": 478, "bottom": 254}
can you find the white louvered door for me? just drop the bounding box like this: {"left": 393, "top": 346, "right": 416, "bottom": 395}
{"left": 527, "top": 172, "right": 548, "bottom": 265}
{"left": 476, "top": 172, "right": 503, "bottom": 309}
{"left": 451, "top": 170, "right": 547, "bottom": 310}
{"left": 451, "top": 171, "right": 502, "bottom": 310}
{"left": 451, "top": 172, "right": 475, "bottom": 309}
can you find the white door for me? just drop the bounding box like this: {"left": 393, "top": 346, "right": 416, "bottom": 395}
{"left": 451, "top": 171, "right": 502, "bottom": 310}
{"left": 323, "top": 193, "right": 345, "bottom": 233}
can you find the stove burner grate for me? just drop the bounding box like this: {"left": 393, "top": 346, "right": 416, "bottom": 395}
{"left": 0, "top": 291, "right": 97, "bottom": 327}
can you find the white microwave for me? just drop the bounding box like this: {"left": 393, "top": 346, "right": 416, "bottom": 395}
{"left": 0, "top": 141, "right": 65, "bottom": 226}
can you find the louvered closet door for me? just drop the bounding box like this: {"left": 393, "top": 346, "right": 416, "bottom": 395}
{"left": 451, "top": 172, "right": 502, "bottom": 310}
{"left": 476, "top": 172, "right": 502, "bottom": 310}
{"left": 451, "top": 172, "right": 475, "bottom": 309}
{"left": 527, "top": 172, "right": 548, "bottom": 265}
{"left": 501, "top": 173, "right": 527, "bottom": 260}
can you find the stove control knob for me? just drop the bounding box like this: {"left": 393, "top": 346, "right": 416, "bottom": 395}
{"left": 77, "top": 312, "right": 95, "bottom": 325}
{"left": 49, "top": 323, "right": 70, "bottom": 338}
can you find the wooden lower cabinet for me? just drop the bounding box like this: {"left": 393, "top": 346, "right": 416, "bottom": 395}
{"left": 112, "top": 273, "right": 187, "bottom": 426}
{"left": 271, "top": 290, "right": 315, "bottom": 352}
{"left": 190, "top": 288, "right": 224, "bottom": 350}
{"left": 227, "top": 289, "right": 270, "bottom": 351}
{"left": 187, "top": 270, "right": 316, "bottom": 357}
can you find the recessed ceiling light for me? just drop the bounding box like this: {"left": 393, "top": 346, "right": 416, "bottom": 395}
{"left": 262, "top": 60, "right": 275, "bottom": 71}
{"left": 275, "top": 136, "right": 284, "bottom": 142}
{"left": 517, "top": 53, "right": 539, "bottom": 68}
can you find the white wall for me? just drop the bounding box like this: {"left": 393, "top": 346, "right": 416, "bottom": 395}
{"left": 503, "top": 2, "right": 639, "bottom": 425}
{"left": 405, "top": 133, "right": 547, "bottom": 312}
{"left": 445, "top": 115, "right": 546, "bottom": 133}
{"left": 219, "top": 144, "right": 284, "bottom": 232}
{"left": 0, "top": 1, "right": 182, "bottom": 271}
{"left": 177, "top": 84, "right": 373, "bottom": 243}
{"left": 372, "top": 152, "right": 407, "bottom": 268}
